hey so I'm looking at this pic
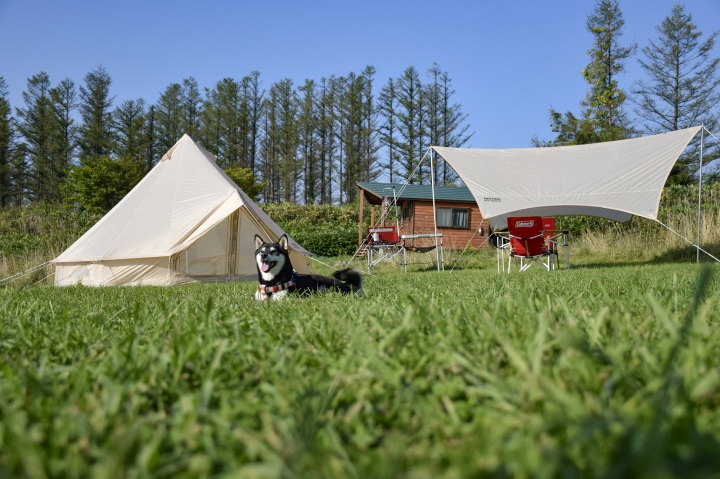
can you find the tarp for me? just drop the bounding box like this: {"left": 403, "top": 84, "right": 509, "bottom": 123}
{"left": 54, "top": 134, "right": 311, "bottom": 286}
{"left": 432, "top": 126, "right": 702, "bottom": 228}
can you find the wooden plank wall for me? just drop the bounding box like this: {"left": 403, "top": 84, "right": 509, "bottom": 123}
{"left": 398, "top": 200, "right": 490, "bottom": 251}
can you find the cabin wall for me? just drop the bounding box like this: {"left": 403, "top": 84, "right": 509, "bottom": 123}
{"left": 398, "top": 200, "right": 489, "bottom": 250}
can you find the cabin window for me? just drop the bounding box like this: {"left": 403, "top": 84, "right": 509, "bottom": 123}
{"left": 437, "top": 207, "right": 469, "bottom": 228}
{"left": 402, "top": 202, "right": 413, "bottom": 220}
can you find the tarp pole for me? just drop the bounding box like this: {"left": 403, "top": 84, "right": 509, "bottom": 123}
{"left": 392, "top": 186, "right": 400, "bottom": 236}
{"left": 429, "top": 149, "right": 442, "bottom": 272}
{"left": 697, "top": 126, "right": 704, "bottom": 263}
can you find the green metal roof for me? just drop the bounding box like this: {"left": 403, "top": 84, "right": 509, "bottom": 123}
{"left": 357, "top": 181, "right": 475, "bottom": 203}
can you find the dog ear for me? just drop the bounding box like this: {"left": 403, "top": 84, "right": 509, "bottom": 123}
{"left": 279, "top": 234, "right": 289, "bottom": 250}
{"left": 254, "top": 235, "right": 264, "bottom": 250}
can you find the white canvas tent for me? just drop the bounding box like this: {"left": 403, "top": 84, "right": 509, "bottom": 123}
{"left": 431, "top": 126, "right": 703, "bottom": 229}
{"left": 54, "top": 134, "right": 311, "bottom": 286}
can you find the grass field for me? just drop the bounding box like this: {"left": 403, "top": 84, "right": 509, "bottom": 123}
{"left": 2, "top": 260, "right": 720, "bottom": 478}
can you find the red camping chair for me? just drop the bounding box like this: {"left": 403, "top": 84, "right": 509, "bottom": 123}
{"left": 542, "top": 217, "right": 560, "bottom": 269}
{"left": 366, "top": 226, "right": 403, "bottom": 272}
{"left": 367, "top": 226, "right": 399, "bottom": 245}
{"left": 507, "top": 216, "right": 553, "bottom": 272}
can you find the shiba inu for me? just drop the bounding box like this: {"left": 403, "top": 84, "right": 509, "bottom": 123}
{"left": 254, "top": 235, "right": 363, "bottom": 301}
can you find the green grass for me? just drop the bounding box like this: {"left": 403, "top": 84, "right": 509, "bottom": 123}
{"left": 2, "top": 263, "right": 720, "bottom": 478}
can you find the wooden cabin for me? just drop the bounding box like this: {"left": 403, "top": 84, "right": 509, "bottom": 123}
{"left": 357, "top": 181, "right": 490, "bottom": 251}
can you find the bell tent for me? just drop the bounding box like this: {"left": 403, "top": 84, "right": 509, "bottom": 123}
{"left": 431, "top": 126, "right": 703, "bottom": 229}
{"left": 54, "top": 134, "right": 311, "bottom": 286}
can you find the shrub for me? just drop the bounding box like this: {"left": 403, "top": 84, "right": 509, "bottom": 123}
{"left": 259, "top": 203, "right": 363, "bottom": 256}
{"left": 288, "top": 227, "right": 358, "bottom": 256}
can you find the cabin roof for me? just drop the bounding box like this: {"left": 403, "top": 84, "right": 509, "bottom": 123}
{"left": 357, "top": 181, "right": 476, "bottom": 204}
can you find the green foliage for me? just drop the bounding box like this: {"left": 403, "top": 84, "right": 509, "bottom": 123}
{"left": 289, "top": 227, "right": 358, "bottom": 256}
{"left": 542, "top": 0, "right": 635, "bottom": 146}
{"left": 63, "top": 155, "right": 144, "bottom": 213}
{"left": 223, "top": 166, "right": 266, "bottom": 201}
{"left": 0, "top": 203, "right": 101, "bottom": 256}
{"left": 260, "top": 202, "right": 360, "bottom": 226}
{"left": 260, "top": 202, "right": 362, "bottom": 256}
{"left": 547, "top": 183, "right": 720, "bottom": 236}
{"left": 77, "top": 65, "right": 114, "bottom": 161}
{"left": 633, "top": 4, "right": 720, "bottom": 183}
{"left": 1, "top": 265, "right": 719, "bottom": 477}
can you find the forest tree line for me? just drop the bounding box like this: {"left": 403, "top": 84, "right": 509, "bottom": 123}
{"left": 0, "top": 63, "right": 472, "bottom": 211}
{"left": 0, "top": 1, "right": 719, "bottom": 213}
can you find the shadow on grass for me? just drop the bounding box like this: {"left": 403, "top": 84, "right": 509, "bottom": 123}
{"left": 652, "top": 242, "right": 720, "bottom": 263}
{"left": 567, "top": 242, "right": 720, "bottom": 270}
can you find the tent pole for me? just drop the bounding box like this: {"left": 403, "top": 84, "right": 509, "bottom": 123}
{"left": 392, "top": 185, "right": 400, "bottom": 235}
{"left": 429, "top": 148, "right": 442, "bottom": 272}
{"left": 697, "top": 126, "right": 704, "bottom": 263}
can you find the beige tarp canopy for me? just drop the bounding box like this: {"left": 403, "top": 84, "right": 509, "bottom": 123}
{"left": 432, "top": 126, "right": 702, "bottom": 229}
{"left": 54, "top": 134, "right": 311, "bottom": 286}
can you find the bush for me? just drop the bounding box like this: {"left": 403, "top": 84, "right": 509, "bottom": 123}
{"left": 260, "top": 202, "right": 363, "bottom": 256}
{"left": 549, "top": 183, "right": 720, "bottom": 236}
{"left": 0, "top": 203, "right": 102, "bottom": 257}
{"left": 63, "top": 156, "right": 144, "bottom": 214}
{"left": 288, "top": 227, "right": 358, "bottom": 256}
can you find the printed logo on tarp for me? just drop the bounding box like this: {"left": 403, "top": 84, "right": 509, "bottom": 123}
{"left": 483, "top": 197, "right": 501, "bottom": 202}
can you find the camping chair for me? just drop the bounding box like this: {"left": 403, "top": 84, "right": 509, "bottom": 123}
{"left": 507, "top": 216, "right": 553, "bottom": 272}
{"left": 492, "top": 231, "right": 512, "bottom": 272}
{"left": 366, "top": 226, "right": 404, "bottom": 272}
{"left": 542, "top": 217, "right": 560, "bottom": 269}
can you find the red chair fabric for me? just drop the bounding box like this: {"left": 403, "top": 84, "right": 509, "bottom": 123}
{"left": 542, "top": 217, "right": 557, "bottom": 254}
{"left": 507, "top": 216, "right": 552, "bottom": 271}
{"left": 367, "top": 226, "right": 399, "bottom": 244}
{"left": 508, "top": 216, "right": 545, "bottom": 257}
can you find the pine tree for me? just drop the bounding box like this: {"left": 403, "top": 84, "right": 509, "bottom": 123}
{"left": 77, "top": 65, "right": 114, "bottom": 162}
{"left": 213, "top": 78, "right": 244, "bottom": 168}
{"left": 395, "top": 66, "right": 426, "bottom": 183}
{"left": 544, "top": 0, "right": 635, "bottom": 145}
{"left": 199, "top": 86, "right": 221, "bottom": 160}
{"left": 298, "top": 79, "right": 319, "bottom": 204}
{"left": 144, "top": 105, "right": 157, "bottom": 172}
{"left": 317, "top": 76, "right": 339, "bottom": 204}
{"left": 360, "top": 66, "right": 380, "bottom": 185}
{"left": 378, "top": 77, "right": 400, "bottom": 183}
{"left": 15, "top": 72, "right": 57, "bottom": 201}
{"left": 261, "top": 79, "right": 300, "bottom": 202}
{"left": 334, "top": 69, "right": 379, "bottom": 202}
{"left": 260, "top": 103, "right": 278, "bottom": 202}
{"left": 242, "top": 71, "right": 264, "bottom": 173}
{"left": 155, "top": 83, "right": 184, "bottom": 154}
{"left": 49, "top": 78, "right": 77, "bottom": 192}
{"left": 583, "top": 0, "right": 636, "bottom": 141}
{"left": 0, "top": 77, "right": 13, "bottom": 206}
{"left": 181, "top": 77, "right": 202, "bottom": 139}
{"left": 423, "top": 63, "right": 473, "bottom": 184}
{"left": 632, "top": 4, "right": 720, "bottom": 183}
{"left": 113, "top": 98, "right": 148, "bottom": 167}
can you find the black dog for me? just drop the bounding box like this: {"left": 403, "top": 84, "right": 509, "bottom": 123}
{"left": 254, "top": 234, "right": 363, "bottom": 301}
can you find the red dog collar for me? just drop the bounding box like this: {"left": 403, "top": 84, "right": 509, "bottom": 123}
{"left": 258, "top": 279, "right": 296, "bottom": 300}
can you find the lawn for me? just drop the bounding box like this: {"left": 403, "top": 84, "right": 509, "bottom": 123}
{"left": 1, "top": 261, "right": 719, "bottom": 478}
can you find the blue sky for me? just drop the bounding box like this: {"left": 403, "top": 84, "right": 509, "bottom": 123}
{"left": 1, "top": 0, "right": 719, "bottom": 149}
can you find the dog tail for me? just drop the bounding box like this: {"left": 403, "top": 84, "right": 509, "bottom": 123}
{"left": 332, "top": 267, "right": 363, "bottom": 294}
